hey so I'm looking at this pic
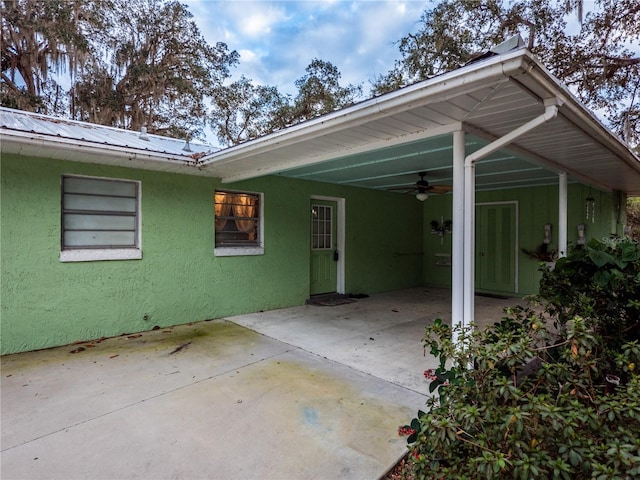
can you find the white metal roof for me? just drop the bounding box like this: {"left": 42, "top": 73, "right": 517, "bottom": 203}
{"left": 1, "top": 48, "right": 639, "bottom": 194}
{"left": 0, "top": 108, "right": 217, "bottom": 175}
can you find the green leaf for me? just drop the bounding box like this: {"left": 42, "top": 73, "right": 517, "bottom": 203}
{"left": 621, "top": 245, "right": 640, "bottom": 262}
{"left": 588, "top": 249, "right": 614, "bottom": 267}
{"left": 569, "top": 450, "right": 581, "bottom": 466}
{"left": 593, "top": 270, "right": 610, "bottom": 286}
{"left": 411, "top": 418, "right": 421, "bottom": 431}
{"left": 429, "top": 379, "right": 442, "bottom": 393}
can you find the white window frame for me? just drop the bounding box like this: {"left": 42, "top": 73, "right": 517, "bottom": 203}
{"left": 60, "top": 174, "right": 142, "bottom": 263}
{"left": 214, "top": 189, "right": 264, "bottom": 257}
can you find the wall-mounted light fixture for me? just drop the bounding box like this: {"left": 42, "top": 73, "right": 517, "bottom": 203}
{"left": 431, "top": 217, "right": 452, "bottom": 244}
{"left": 577, "top": 224, "right": 586, "bottom": 245}
{"left": 543, "top": 223, "right": 552, "bottom": 244}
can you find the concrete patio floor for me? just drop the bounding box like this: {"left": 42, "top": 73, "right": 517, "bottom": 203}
{"left": 1, "top": 287, "right": 525, "bottom": 480}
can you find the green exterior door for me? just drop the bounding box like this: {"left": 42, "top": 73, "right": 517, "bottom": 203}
{"left": 476, "top": 203, "right": 516, "bottom": 293}
{"left": 310, "top": 201, "right": 338, "bottom": 295}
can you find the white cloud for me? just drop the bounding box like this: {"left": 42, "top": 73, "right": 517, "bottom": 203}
{"left": 238, "top": 49, "right": 259, "bottom": 64}
{"left": 239, "top": 4, "right": 288, "bottom": 37}
{"left": 242, "top": 15, "right": 272, "bottom": 36}
{"left": 181, "top": 0, "right": 433, "bottom": 145}
{"left": 185, "top": 0, "right": 430, "bottom": 95}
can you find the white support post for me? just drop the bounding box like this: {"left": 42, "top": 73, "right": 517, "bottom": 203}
{"left": 558, "top": 172, "right": 568, "bottom": 257}
{"left": 451, "top": 100, "right": 560, "bottom": 349}
{"left": 457, "top": 101, "right": 559, "bottom": 335}
{"left": 451, "top": 130, "right": 465, "bottom": 342}
{"left": 463, "top": 151, "right": 476, "bottom": 331}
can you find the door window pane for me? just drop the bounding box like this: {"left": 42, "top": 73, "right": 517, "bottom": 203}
{"left": 311, "top": 205, "right": 332, "bottom": 250}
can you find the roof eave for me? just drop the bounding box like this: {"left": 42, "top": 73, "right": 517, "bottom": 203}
{"left": 515, "top": 60, "right": 640, "bottom": 181}
{"left": 1, "top": 129, "right": 214, "bottom": 175}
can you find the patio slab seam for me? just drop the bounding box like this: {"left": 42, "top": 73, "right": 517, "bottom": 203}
{"left": 227, "top": 318, "right": 433, "bottom": 398}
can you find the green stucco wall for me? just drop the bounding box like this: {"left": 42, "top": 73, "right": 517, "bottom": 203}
{"left": 422, "top": 184, "right": 623, "bottom": 295}
{"left": 1, "top": 154, "right": 423, "bottom": 354}
{"left": 4, "top": 151, "right": 625, "bottom": 354}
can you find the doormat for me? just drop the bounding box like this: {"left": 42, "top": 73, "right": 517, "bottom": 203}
{"left": 306, "top": 293, "right": 357, "bottom": 307}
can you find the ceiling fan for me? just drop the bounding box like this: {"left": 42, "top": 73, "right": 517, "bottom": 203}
{"left": 389, "top": 171, "right": 453, "bottom": 201}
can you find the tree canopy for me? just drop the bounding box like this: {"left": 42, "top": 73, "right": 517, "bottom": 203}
{"left": 209, "top": 76, "right": 289, "bottom": 146}
{"left": 2, "top": 0, "right": 239, "bottom": 139}
{"left": 372, "top": 0, "right": 640, "bottom": 146}
{"left": 1, "top": 0, "right": 101, "bottom": 113}
{"left": 209, "top": 58, "right": 362, "bottom": 146}
{"left": 1, "top": 0, "right": 638, "bottom": 147}
{"left": 69, "top": 0, "right": 239, "bottom": 139}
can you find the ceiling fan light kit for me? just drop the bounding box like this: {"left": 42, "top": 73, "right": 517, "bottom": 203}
{"left": 416, "top": 192, "right": 429, "bottom": 201}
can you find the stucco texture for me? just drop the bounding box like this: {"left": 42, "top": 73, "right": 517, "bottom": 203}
{"left": 1, "top": 155, "right": 423, "bottom": 354}
{"left": 5, "top": 152, "right": 619, "bottom": 354}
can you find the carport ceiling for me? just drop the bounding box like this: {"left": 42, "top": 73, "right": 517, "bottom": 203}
{"left": 276, "top": 134, "right": 561, "bottom": 192}
{"left": 203, "top": 49, "right": 640, "bottom": 196}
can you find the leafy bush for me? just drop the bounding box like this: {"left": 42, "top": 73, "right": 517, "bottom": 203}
{"left": 399, "top": 239, "right": 640, "bottom": 479}
{"left": 540, "top": 238, "right": 640, "bottom": 380}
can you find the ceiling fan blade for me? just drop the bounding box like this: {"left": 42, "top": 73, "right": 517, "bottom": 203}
{"left": 387, "top": 186, "right": 417, "bottom": 192}
{"left": 427, "top": 184, "right": 453, "bottom": 194}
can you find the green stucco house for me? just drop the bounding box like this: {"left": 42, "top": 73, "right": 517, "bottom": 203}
{"left": 2, "top": 47, "right": 640, "bottom": 354}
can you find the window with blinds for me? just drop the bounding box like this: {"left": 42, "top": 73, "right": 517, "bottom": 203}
{"left": 61, "top": 175, "right": 140, "bottom": 254}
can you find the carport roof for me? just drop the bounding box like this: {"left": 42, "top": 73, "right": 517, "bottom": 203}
{"left": 201, "top": 48, "right": 640, "bottom": 195}
{"left": 1, "top": 48, "right": 639, "bottom": 195}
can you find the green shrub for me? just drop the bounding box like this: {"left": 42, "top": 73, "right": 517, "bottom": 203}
{"left": 399, "top": 239, "right": 640, "bottom": 479}
{"left": 540, "top": 238, "right": 640, "bottom": 351}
